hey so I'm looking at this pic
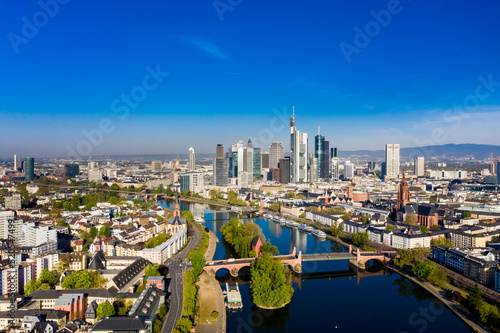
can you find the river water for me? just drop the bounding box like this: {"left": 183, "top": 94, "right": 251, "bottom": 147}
{"left": 158, "top": 200, "right": 472, "bottom": 333}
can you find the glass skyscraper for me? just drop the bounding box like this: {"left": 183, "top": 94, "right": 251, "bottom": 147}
{"left": 253, "top": 148, "right": 261, "bottom": 178}
{"left": 25, "top": 157, "right": 34, "bottom": 181}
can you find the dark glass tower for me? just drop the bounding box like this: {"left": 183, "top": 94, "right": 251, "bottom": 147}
{"left": 25, "top": 157, "right": 34, "bottom": 181}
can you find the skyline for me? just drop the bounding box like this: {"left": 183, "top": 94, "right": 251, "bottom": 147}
{"left": 2, "top": 0, "right": 500, "bottom": 159}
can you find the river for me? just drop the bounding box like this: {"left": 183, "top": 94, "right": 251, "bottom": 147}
{"left": 158, "top": 199, "right": 472, "bottom": 333}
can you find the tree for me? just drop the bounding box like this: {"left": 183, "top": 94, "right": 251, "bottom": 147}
{"left": 412, "top": 246, "right": 430, "bottom": 262}
{"left": 352, "top": 232, "right": 369, "bottom": 249}
{"left": 39, "top": 269, "right": 54, "bottom": 284}
{"left": 100, "top": 225, "right": 111, "bottom": 238}
{"left": 405, "top": 214, "right": 418, "bottom": 226}
{"left": 96, "top": 301, "right": 115, "bottom": 319}
{"left": 463, "top": 211, "right": 472, "bottom": 218}
{"left": 429, "top": 196, "right": 438, "bottom": 204}
{"left": 340, "top": 212, "right": 350, "bottom": 221}
{"left": 54, "top": 259, "right": 69, "bottom": 276}
{"left": 144, "top": 264, "right": 161, "bottom": 283}
{"left": 269, "top": 203, "right": 280, "bottom": 212}
{"left": 419, "top": 225, "right": 430, "bottom": 234}
{"left": 330, "top": 221, "right": 344, "bottom": 237}
{"left": 467, "top": 283, "right": 483, "bottom": 310}
{"left": 250, "top": 253, "right": 293, "bottom": 308}
{"left": 175, "top": 317, "right": 193, "bottom": 333}
{"left": 48, "top": 208, "right": 62, "bottom": 219}
{"left": 189, "top": 251, "right": 205, "bottom": 278}
{"left": 209, "top": 189, "right": 221, "bottom": 200}
{"left": 153, "top": 318, "right": 162, "bottom": 333}
{"left": 431, "top": 237, "right": 452, "bottom": 247}
{"left": 114, "top": 295, "right": 132, "bottom": 316}
{"left": 24, "top": 280, "right": 39, "bottom": 295}
{"left": 56, "top": 220, "right": 69, "bottom": 227}
{"left": 165, "top": 187, "right": 174, "bottom": 197}
{"left": 89, "top": 226, "right": 98, "bottom": 239}
{"left": 359, "top": 214, "right": 370, "bottom": 224}
{"left": 412, "top": 261, "right": 436, "bottom": 278}
{"left": 181, "top": 210, "right": 194, "bottom": 223}
{"left": 259, "top": 240, "right": 279, "bottom": 256}
{"left": 110, "top": 184, "right": 120, "bottom": 190}
{"left": 394, "top": 249, "right": 414, "bottom": 268}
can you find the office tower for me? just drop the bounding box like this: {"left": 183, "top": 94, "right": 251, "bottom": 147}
{"left": 414, "top": 157, "right": 425, "bottom": 177}
{"left": 64, "top": 164, "right": 80, "bottom": 179}
{"left": 25, "top": 157, "right": 34, "bottom": 181}
{"left": 5, "top": 194, "right": 21, "bottom": 210}
{"left": 314, "top": 126, "right": 329, "bottom": 180}
{"left": 151, "top": 160, "right": 162, "bottom": 172}
{"left": 269, "top": 142, "right": 284, "bottom": 169}
{"left": 261, "top": 152, "right": 269, "bottom": 169}
{"left": 290, "top": 107, "right": 308, "bottom": 183}
{"left": 237, "top": 140, "right": 253, "bottom": 185}
{"left": 88, "top": 161, "right": 99, "bottom": 170}
{"left": 238, "top": 171, "right": 249, "bottom": 188}
{"left": 278, "top": 157, "right": 290, "bottom": 184}
{"left": 180, "top": 172, "right": 204, "bottom": 193}
{"left": 331, "top": 157, "right": 339, "bottom": 180}
{"left": 497, "top": 161, "right": 500, "bottom": 185}
{"left": 229, "top": 140, "right": 244, "bottom": 178}
{"left": 385, "top": 144, "right": 400, "bottom": 178}
{"left": 88, "top": 170, "right": 103, "bottom": 183}
{"left": 188, "top": 147, "right": 195, "bottom": 171}
{"left": 331, "top": 147, "right": 338, "bottom": 158}
{"left": 213, "top": 144, "right": 228, "bottom": 186}
{"left": 344, "top": 162, "right": 354, "bottom": 180}
{"left": 368, "top": 161, "right": 376, "bottom": 173}
{"left": 13, "top": 155, "right": 17, "bottom": 171}
{"left": 216, "top": 144, "right": 225, "bottom": 159}
{"left": 253, "top": 147, "right": 261, "bottom": 178}
{"left": 309, "top": 154, "right": 318, "bottom": 183}
{"left": 268, "top": 168, "right": 280, "bottom": 182}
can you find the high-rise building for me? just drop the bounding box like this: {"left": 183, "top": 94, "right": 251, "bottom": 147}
{"left": 331, "top": 147, "right": 338, "bottom": 158}
{"left": 331, "top": 157, "right": 340, "bottom": 180}
{"left": 64, "top": 164, "right": 80, "bottom": 179}
{"left": 236, "top": 140, "right": 253, "bottom": 186}
{"left": 344, "top": 162, "right": 354, "bottom": 180}
{"left": 188, "top": 147, "right": 195, "bottom": 171}
{"left": 367, "top": 161, "right": 377, "bottom": 173}
{"left": 5, "top": 194, "right": 21, "bottom": 210}
{"left": 88, "top": 161, "right": 99, "bottom": 170}
{"left": 261, "top": 152, "right": 269, "bottom": 169}
{"left": 414, "top": 157, "right": 425, "bottom": 177}
{"left": 25, "top": 157, "right": 34, "bottom": 181}
{"left": 278, "top": 157, "right": 290, "bottom": 184}
{"left": 290, "top": 107, "right": 308, "bottom": 183}
{"left": 13, "top": 155, "right": 17, "bottom": 171}
{"left": 269, "top": 142, "right": 284, "bottom": 169}
{"left": 253, "top": 147, "right": 261, "bottom": 178}
{"left": 314, "top": 126, "right": 329, "bottom": 180}
{"left": 213, "top": 144, "right": 228, "bottom": 186}
{"left": 309, "top": 155, "right": 318, "bottom": 183}
{"left": 216, "top": 144, "right": 225, "bottom": 159}
{"left": 497, "top": 161, "right": 500, "bottom": 185}
{"left": 229, "top": 140, "right": 244, "bottom": 178}
{"left": 151, "top": 160, "right": 162, "bottom": 172}
{"left": 180, "top": 172, "right": 204, "bottom": 193}
{"left": 385, "top": 144, "right": 400, "bottom": 178}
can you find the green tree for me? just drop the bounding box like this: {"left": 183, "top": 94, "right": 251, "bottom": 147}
{"left": 24, "top": 280, "right": 39, "bottom": 295}
{"left": 330, "top": 221, "right": 344, "bottom": 237}
{"left": 175, "top": 317, "right": 193, "bottom": 333}
{"left": 110, "top": 184, "right": 120, "bottom": 190}
{"left": 467, "top": 283, "right": 483, "bottom": 310}
{"left": 250, "top": 253, "right": 293, "bottom": 308}
{"left": 153, "top": 318, "right": 162, "bottom": 333}
{"left": 144, "top": 264, "right": 161, "bottom": 283}
{"left": 419, "top": 225, "right": 430, "bottom": 234}
{"left": 412, "top": 261, "right": 436, "bottom": 278}
{"left": 100, "top": 225, "right": 111, "bottom": 237}
{"left": 96, "top": 301, "right": 115, "bottom": 319}
{"left": 56, "top": 220, "right": 69, "bottom": 227}
{"left": 394, "top": 249, "right": 414, "bottom": 268}
{"left": 463, "top": 211, "right": 472, "bottom": 218}
{"left": 89, "top": 226, "right": 98, "bottom": 239}
{"left": 165, "top": 187, "right": 174, "bottom": 197}
{"left": 352, "top": 232, "right": 369, "bottom": 249}
{"left": 181, "top": 210, "right": 194, "bottom": 223}
{"left": 39, "top": 269, "right": 54, "bottom": 284}
{"left": 429, "top": 196, "right": 438, "bottom": 204}
{"left": 359, "top": 214, "right": 370, "bottom": 224}
{"left": 404, "top": 214, "right": 419, "bottom": 226}
{"left": 269, "top": 203, "right": 280, "bottom": 212}
{"left": 48, "top": 208, "right": 62, "bottom": 219}
{"left": 412, "top": 246, "right": 430, "bottom": 262}
{"left": 431, "top": 237, "right": 452, "bottom": 247}
{"left": 259, "top": 240, "right": 279, "bottom": 256}
{"left": 189, "top": 251, "right": 205, "bottom": 278}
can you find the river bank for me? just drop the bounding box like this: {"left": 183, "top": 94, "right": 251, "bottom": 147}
{"left": 385, "top": 264, "right": 490, "bottom": 333}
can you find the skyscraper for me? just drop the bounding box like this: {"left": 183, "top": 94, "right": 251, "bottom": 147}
{"left": 188, "top": 147, "right": 195, "bottom": 171}
{"left": 385, "top": 144, "right": 400, "bottom": 178}
{"left": 269, "top": 142, "right": 284, "bottom": 169}
{"left": 314, "top": 126, "right": 329, "bottom": 180}
{"left": 64, "top": 164, "right": 80, "bottom": 179}
{"left": 290, "top": 107, "right": 308, "bottom": 183}
{"left": 253, "top": 147, "right": 261, "bottom": 178}
{"left": 216, "top": 144, "right": 225, "bottom": 159}
{"left": 414, "top": 157, "right": 425, "bottom": 177}
{"left": 331, "top": 157, "right": 339, "bottom": 180}
{"left": 13, "top": 155, "right": 17, "bottom": 171}
{"left": 261, "top": 152, "right": 269, "bottom": 169}
{"left": 278, "top": 157, "right": 290, "bottom": 184}
{"left": 229, "top": 140, "right": 244, "bottom": 178}
{"left": 151, "top": 160, "right": 162, "bottom": 172}
{"left": 497, "top": 161, "right": 500, "bottom": 185}
{"left": 331, "top": 147, "right": 338, "bottom": 158}
{"left": 237, "top": 140, "right": 253, "bottom": 186}
{"left": 309, "top": 154, "right": 318, "bottom": 183}
{"left": 344, "top": 162, "right": 354, "bottom": 180}
{"left": 25, "top": 157, "right": 34, "bottom": 181}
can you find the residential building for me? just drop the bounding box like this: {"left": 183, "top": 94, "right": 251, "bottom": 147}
{"left": 5, "top": 194, "right": 21, "bottom": 210}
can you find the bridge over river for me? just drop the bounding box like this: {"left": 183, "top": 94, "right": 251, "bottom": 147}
{"left": 203, "top": 245, "right": 397, "bottom": 276}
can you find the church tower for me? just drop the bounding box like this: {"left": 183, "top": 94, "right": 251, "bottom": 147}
{"left": 396, "top": 173, "right": 410, "bottom": 211}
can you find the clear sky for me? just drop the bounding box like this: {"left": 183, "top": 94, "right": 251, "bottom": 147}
{"left": 1, "top": 0, "right": 500, "bottom": 159}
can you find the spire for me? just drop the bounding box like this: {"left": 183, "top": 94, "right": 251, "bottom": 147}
{"left": 247, "top": 139, "right": 253, "bottom": 148}
{"left": 290, "top": 106, "right": 295, "bottom": 127}
{"left": 318, "top": 125, "right": 320, "bottom": 135}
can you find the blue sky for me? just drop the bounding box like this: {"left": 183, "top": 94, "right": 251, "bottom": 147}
{"left": 1, "top": 0, "right": 500, "bottom": 159}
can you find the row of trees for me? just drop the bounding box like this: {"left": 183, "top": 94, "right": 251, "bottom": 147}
{"left": 24, "top": 262, "right": 68, "bottom": 295}
{"left": 227, "top": 190, "right": 247, "bottom": 206}
{"left": 62, "top": 270, "right": 106, "bottom": 289}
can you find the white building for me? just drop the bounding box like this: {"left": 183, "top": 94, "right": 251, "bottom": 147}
{"left": 331, "top": 157, "right": 339, "bottom": 180}
{"left": 290, "top": 109, "right": 308, "bottom": 183}
{"left": 140, "top": 227, "right": 187, "bottom": 264}
{"left": 385, "top": 144, "right": 400, "bottom": 178}
{"left": 269, "top": 142, "right": 284, "bottom": 169}
{"left": 429, "top": 170, "right": 468, "bottom": 179}
{"left": 188, "top": 147, "right": 195, "bottom": 171}
{"left": 88, "top": 170, "right": 103, "bottom": 183}
{"left": 414, "top": 157, "right": 425, "bottom": 177}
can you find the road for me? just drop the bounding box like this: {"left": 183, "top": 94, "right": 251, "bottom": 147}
{"left": 162, "top": 224, "right": 201, "bottom": 333}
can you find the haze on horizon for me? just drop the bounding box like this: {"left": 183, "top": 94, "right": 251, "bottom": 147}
{"left": 1, "top": 0, "right": 500, "bottom": 159}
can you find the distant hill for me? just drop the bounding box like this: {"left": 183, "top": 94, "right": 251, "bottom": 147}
{"left": 340, "top": 144, "right": 500, "bottom": 161}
